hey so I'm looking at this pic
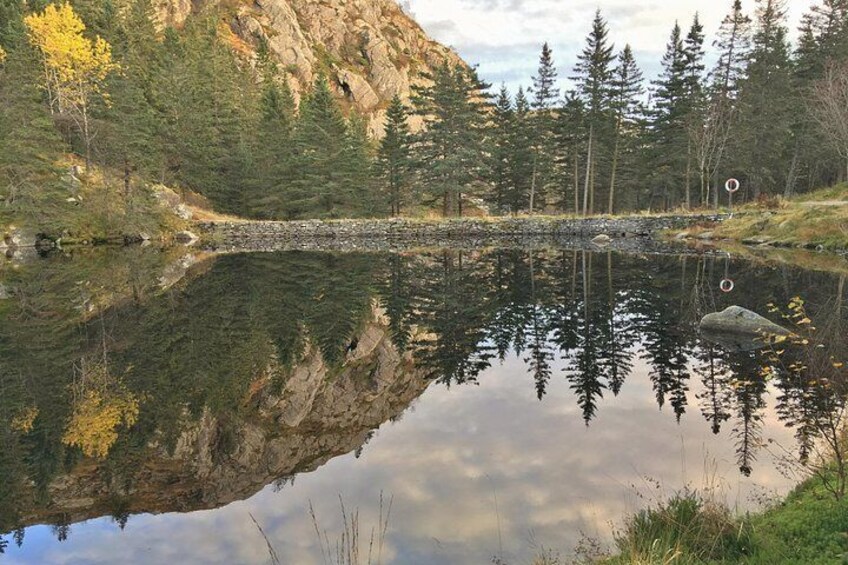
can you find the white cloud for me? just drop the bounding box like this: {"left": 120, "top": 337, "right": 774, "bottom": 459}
{"left": 405, "top": 0, "right": 808, "bottom": 94}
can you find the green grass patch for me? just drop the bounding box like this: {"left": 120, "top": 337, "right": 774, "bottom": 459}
{"left": 604, "top": 474, "right": 848, "bottom": 564}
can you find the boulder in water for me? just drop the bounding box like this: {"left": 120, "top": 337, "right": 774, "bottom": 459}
{"left": 700, "top": 306, "right": 791, "bottom": 339}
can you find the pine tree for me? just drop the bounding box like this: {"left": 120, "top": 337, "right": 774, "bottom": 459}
{"left": 0, "top": 7, "right": 65, "bottom": 221}
{"left": 736, "top": 0, "right": 794, "bottom": 197}
{"left": 487, "top": 85, "right": 515, "bottom": 213}
{"left": 552, "top": 91, "right": 586, "bottom": 214}
{"left": 98, "top": 0, "right": 162, "bottom": 199}
{"left": 411, "top": 64, "right": 490, "bottom": 217}
{"left": 528, "top": 42, "right": 559, "bottom": 212}
{"left": 248, "top": 37, "right": 296, "bottom": 218}
{"left": 571, "top": 10, "right": 615, "bottom": 215}
{"left": 712, "top": 0, "right": 753, "bottom": 99}
{"left": 289, "top": 74, "right": 354, "bottom": 217}
{"left": 608, "top": 44, "right": 643, "bottom": 214}
{"left": 682, "top": 14, "right": 706, "bottom": 208}
{"left": 509, "top": 87, "right": 535, "bottom": 212}
{"left": 649, "top": 22, "right": 689, "bottom": 209}
{"left": 377, "top": 95, "right": 412, "bottom": 216}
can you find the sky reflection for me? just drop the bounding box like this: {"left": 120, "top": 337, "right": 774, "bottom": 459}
{"left": 7, "top": 352, "right": 798, "bottom": 564}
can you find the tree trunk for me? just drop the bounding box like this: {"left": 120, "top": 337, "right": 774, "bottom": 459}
{"left": 573, "top": 152, "right": 579, "bottom": 216}
{"left": 582, "top": 124, "right": 594, "bottom": 217}
{"left": 784, "top": 143, "right": 799, "bottom": 199}
{"left": 529, "top": 152, "right": 537, "bottom": 214}
{"left": 608, "top": 122, "right": 621, "bottom": 215}
{"left": 685, "top": 138, "right": 692, "bottom": 210}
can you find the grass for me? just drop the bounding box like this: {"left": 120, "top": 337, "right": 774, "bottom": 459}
{"left": 599, "top": 470, "right": 848, "bottom": 565}
{"left": 677, "top": 184, "right": 848, "bottom": 251}
{"left": 607, "top": 490, "right": 755, "bottom": 565}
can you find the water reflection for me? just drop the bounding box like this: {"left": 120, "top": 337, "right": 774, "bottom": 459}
{"left": 0, "top": 247, "right": 845, "bottom": 561}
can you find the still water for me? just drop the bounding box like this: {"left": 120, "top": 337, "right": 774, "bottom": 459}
{"left": 1, "top": 246, "right": 845, "bottom": 563}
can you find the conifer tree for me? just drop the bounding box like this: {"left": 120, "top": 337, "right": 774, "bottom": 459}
{"left": 487, "top": 85, "right": 515, "bottom": 213}
{"left": 528, "top": 42, "right": 558, "bottom": 213}
{"left": 412, "top": 64, "right": 489, "bottom": 217}
{"left": 736, "top": 0, "right": 794, "bottom": 197}
{"left": 682, "top": 14, "right": 706, "bottom": 208}
{"left": 248, "top": 37, "right": 296, "bottom": 218}
{"left": 571, "top": 10, "right": 615, "bottom": 215}
{"left": 290, "top": 74, "right": 354, "bottom": 217}
{"left": 377, "top": 95, "right": 412, "bottom": 216}
{"left": 98, "top": 0, "right": 162, "bottom": 199}
{"left": 712, "top": 0, "right": 753, "bottom": 98}
{"left": 552, "top": 91, "right": 586, "bottom": 214}
{"left": 0, "top": 5, "right": 65, "bottom": 218}
{"left": 510, "top": 87, "right": 535, "bottom": 212}
{"left": 649, "top": 22, "right": 689, "bottom": 209}
{"left": 608, "top": 44, "right": 643, "bottom": 213}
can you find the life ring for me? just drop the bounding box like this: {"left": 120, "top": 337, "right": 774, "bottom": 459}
{"left": 720, "top": 279, "right": 735, "bottom": 293}
{"left": 725, "top": 178, "right": 740, "bottom": 194}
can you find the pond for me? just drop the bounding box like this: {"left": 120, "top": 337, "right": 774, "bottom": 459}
{"left": 0, "top": 246, "right": 845, "bottom": 564}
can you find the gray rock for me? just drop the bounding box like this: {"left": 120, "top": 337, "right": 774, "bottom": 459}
{"left": 697, "top": 231, "right": 715, "bottom": 240}
{"left": 592, "top": 234, "right": 611, "bottom": 245}
{"left": 174, "top": 230, "right": 199, "bottom": 246}
{"left": 700, "top": 306, "right": 791, "bottom": 340}
{"left": 4, "top": 227, "right": 37, "bottom": 248}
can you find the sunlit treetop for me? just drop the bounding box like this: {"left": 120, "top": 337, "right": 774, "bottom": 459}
{"left": 24, "top": 2, "right": 115, "bottom": 94}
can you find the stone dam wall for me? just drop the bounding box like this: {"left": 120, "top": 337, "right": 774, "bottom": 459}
{"left": 195, "top": 214, "right": 728, "bottom": 252}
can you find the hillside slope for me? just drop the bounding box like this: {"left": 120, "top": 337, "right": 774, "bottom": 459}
{"left": 157, "top": 0, "right": 465, "bottom": 132}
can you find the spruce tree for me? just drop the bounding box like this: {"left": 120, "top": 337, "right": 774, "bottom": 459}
{"left": 571, "top": 10, "right": 615, "bottom": 215}
{"left": 510, "top": 87, "right": 535, "bottom": 212}
{"left": 487, "top": 85, "right": 515, "bottom": 213}
{"left": 682, "top": 14, "right": 706, "bottom": 208}
{"left": 0, "top": 7, "right": 65, "bottom": 222}
{"left": 377, "top": 95, "right": 412, "bottom": 216}
{"left": 98, "top": 0, "right": 162, "bottom": 199}
{"left": 552, "top": 91, "right": 586, "bottom": 214}
{"left": 411, "top": 64, "right": 489, "bottom": 216}
{"left": 649, "top": 22, "right": 689, "bottom": 209}
{"left": 528, "top": 42, "right": 559, "bottom": 212}
{"left": 736, "top": 0, "right": 794, "bottom": 197}
{"left": 289, "top": 74, "right": 353, "bottom": 217}
{"left": 248, "top": 37, "right": 296, "bottom": 218}
{"left": 712, "top": 0, "right": 753, "bottom": 98}
{"left": 608, "top": 45, "right": 644, "bottom": 213}
{"left": 531, "top": 42, "right": 559, "bottom": 111}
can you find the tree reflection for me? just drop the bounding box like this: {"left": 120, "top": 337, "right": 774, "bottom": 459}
{"left": 1, "top": 247, "right": 847, "bottom": 545}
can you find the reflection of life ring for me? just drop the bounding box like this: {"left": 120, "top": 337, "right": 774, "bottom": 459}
{"left": 720, "top": 279, "right": 735, "bottom": 293}
{"left": 725, "top": 178, "right": 740, "bottom": 193}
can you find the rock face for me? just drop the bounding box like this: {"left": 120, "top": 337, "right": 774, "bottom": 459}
{"left": 157, "top": 0, "right": 464, "bottom": 134}
{"left": 700, "top": 306, "right": 792, "bottom": 339}
{"left": 14, "top": 306, "right": 430, "bottom": 528}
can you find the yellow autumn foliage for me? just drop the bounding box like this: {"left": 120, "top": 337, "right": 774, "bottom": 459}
{"left": 0, "top": 45, "right": 6, "bottom": 64}
{"left": 63, "top": 388, "right": 139, "bottom": 459}
{"left": 24, "top": 2, "right": 114, "bottom": 106}
{"left": 11, "top": 406, "right": 39, "bottom": 434}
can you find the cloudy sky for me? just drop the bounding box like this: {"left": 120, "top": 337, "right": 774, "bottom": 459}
{"left": 403, "top": 0, "right": 808, "bottom": 94}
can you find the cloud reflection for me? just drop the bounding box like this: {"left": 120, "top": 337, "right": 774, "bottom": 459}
{"left": 9, "top": 352, "right": 798, "bottom": 564}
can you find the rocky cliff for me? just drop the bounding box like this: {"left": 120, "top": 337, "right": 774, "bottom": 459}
{"left": 12, "top": 306, "right": 430, "bottom": 528}
{"left": 156, "top": 0, "right": 465, "bottom": 133}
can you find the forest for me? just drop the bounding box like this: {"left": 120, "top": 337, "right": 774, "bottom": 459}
{"left": 2, "top": 0, "right": 848, "bottom": 226}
